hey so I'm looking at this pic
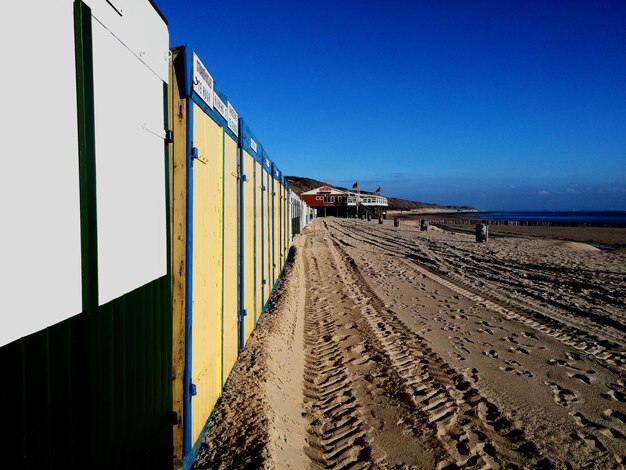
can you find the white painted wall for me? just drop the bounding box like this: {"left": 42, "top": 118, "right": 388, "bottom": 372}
{"left": 0, "top": 0, "right": 82, "bottom": 346}
{"left": 83, "top": 0, "right": 169, "bottom": 83}
{"left": 92, "top": 19, "right": 167, "bottom": 306}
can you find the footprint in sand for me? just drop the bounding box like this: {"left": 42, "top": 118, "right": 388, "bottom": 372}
{"left": 501, "top": 336, "right": 519, "bottom": 345}
{"left": 448, "top": 351, "right": 466, "bottom": 361}
{"left": 575, "top": 431, "right": 606, "bottom": 451}
{"left": 571, "top": 411, "right": 626, "bottom": 440}
{"left": 509, "top": 346, "right": 530, "bottom": 355}
{"left": 548, "top": 358, "right": 597, "bottom": 379}
{"left": 603, "top": 409, "right": 626, "bottom": 425}
{"left": 483, "top": 349, "right": 498, "bottom": 359}
{"left": 548, "top": 358, "right": 567, "bottom": 367}
{"left": 499, "top": 359, "right": 533, "bottom": 378}
{"left": 453, "top": 343, "right": 470, "bottom": 355}
{"left": 464, "top": 368, "right": 480, "bottom": 384}
{"left": 567, "top": 372, "right": 592, "bottom": 385}
{"left": 544, "top": 381, "right": 578, "bottom": 406}
{"left": 603, "top": 389, "right": 626, "bottom": 403}
{"left": 566, "top": 351, "right": 582, "bottom": 361}
{"left": 521, "top": 331, "right": 539, "bottom": 340}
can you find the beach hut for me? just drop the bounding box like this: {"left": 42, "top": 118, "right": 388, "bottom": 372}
{"left": 239, "top": 119, "right": 264, "bottom": 343}
{"left": 170, "top": 45, "right": 244, "bottom": 467}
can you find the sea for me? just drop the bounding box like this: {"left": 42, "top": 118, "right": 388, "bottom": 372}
{"left": 457, "top": 211, "right": 626, "bottom": 226}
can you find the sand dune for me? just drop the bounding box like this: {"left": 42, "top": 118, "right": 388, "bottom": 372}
{"left": 558, "top": 241, "right": 601, "bottom": 252}
{"left": 193, "top": 218, "right": 626, "bottom": 469}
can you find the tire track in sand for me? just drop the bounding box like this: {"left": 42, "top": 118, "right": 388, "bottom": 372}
{"left": 323, "top": 228, "right": 553, "bottom": 469}
{"left": 302, "top": 251, "right": 372, "bottom": 468}
{"left": 328, "top": 220, "right": 626, "bottom": 375}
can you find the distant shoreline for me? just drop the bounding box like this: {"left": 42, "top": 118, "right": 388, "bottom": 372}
{"left": 388, "top": 211, "right": 626, "bottom": 249}
{"left": 389, "top": 209, "right": 626, "bottom": 227}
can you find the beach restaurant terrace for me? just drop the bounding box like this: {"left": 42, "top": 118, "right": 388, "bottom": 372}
{"left": 301, "top": 186, "right": 388, "bottom": 218}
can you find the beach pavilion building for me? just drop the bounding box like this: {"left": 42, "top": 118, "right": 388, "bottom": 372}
{"left": 301, "top": 186, "right": 388, "bottom": 218}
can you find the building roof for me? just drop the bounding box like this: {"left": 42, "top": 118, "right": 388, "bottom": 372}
{"left": 301, "top": 186, "right": 347, "bottom": 196}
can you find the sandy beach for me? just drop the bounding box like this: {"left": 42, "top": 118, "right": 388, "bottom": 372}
{"left": 390, "top": 211, "right": 626, "bottom": 250}
{"left": 193, "top": 217, "right": 626, "bottom": 469}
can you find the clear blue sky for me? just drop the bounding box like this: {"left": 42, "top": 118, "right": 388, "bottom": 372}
{"left": 155, "top": 0, "right": 626, "bottom": 210}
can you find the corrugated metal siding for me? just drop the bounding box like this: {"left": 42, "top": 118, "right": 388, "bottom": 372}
{"left": 1, "top": 276, "right": 171, "bottom": 469}
{"left": 90, "top": 276, "right": 172, "bottom": 469}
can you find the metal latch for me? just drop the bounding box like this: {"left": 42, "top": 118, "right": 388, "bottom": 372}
{"left": 191, "top": 147, "right": 208, "bottom": 164}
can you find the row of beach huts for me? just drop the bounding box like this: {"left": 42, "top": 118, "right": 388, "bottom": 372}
{"left": 1, "top": 1, "right": 314, "bottom": 468}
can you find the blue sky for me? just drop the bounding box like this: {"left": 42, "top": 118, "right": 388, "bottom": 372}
{"left": 155, "top": 0, "right": 626, "bottom": 210}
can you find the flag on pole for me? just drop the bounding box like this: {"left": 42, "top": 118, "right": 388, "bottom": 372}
{"left": 352, "top": 181, "right": 358, "bottom": 189}
{"left": 375, "top": 187, "right": 381, "bottom": 193}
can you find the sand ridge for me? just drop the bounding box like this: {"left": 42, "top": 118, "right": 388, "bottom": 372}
{"left": 194, "top": 218, "right": 626, "bottom": 469}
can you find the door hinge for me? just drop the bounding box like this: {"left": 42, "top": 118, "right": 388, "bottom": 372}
{"left": 165, "top": 129, "right": 174, "bottom": 143}
{"left": 190, "top": 383, "right": 197, "bottom": 396}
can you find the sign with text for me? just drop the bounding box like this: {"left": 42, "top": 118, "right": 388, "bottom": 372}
{"left": 227, "top": 101, "right": 238, "bottom": 136}
{"left": 214, "top": 91, "right": 227, "bottom": 120}
{"left": 192, "top": 53, "right": 214, "bottom": 109}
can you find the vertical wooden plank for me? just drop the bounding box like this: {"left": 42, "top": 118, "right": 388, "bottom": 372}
{"left": 243, "top": 152, "right": 255, "bottom": 344}
{"left": 273, "top": 176, "right": 279, "bottom": 284}
{"left": 190, "top": 104, "right": 224, "bottom": 442}
{"left": 255, "top": 162, "right": 263, "bottom": 323}
{"left": 222, "top": 134, "right": 239, "bottom": 381}
{"left": 170, "top": 48, "right": 187, "bottom": 466}
{"left": 265, "top": 170, "right": 271, "bottom": 308}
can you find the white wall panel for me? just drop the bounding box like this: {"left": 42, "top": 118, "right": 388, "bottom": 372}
{"left": 92, "top": 20, "right": 167, "bottom": 306}
{"left": 83, "top": 0, "right": 169, "bottom": 83}
{"left": 0, "top": 0, "right": 82, "bottom": 346}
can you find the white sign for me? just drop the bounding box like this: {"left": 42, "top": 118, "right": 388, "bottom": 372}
{"left": 214, "top": 91, "right": 227, "bottom": 120}
{"left": 227, "top": 101, "right": 239, "bottom": 136}
{"left": 250, "top": 138, "right": 258, "bottom": 153}
{"left": 192, "top": 53, "right": 214, "bottom": 109}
